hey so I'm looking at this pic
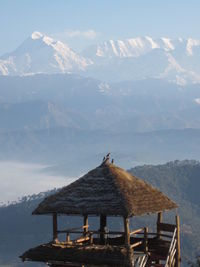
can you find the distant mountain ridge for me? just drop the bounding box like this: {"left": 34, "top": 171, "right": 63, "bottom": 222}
{"left": 1, "top": 32, "right": 200, "bottom": 84}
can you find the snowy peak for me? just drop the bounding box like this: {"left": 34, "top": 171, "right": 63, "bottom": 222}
{"left": 31, "top": 31, "right": 44, "bottom": 40}
{"left": 30, "top": 31, "right": 56, "bottom": 46}
{"left": 0, "top": 31, "right": 92, "bottom": 76}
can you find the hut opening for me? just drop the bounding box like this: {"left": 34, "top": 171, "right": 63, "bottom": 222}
{"left": 20, "top": 155, "right": 181, "bottom": 267}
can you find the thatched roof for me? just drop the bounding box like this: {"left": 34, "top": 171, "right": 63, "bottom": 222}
{"left": 33, "top": 159, "right": 177, "bottom": 217}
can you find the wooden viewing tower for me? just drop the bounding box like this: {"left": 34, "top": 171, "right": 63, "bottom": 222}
{"left": 20, "top": 155, "right": 181, "bottom": 267}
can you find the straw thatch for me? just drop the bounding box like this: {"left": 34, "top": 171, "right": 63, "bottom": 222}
{"left": 33, "top": 159, "right": 177, "bottom": 217}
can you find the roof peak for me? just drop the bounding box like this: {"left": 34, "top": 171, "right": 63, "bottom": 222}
{"left": 101, "top": 153, "right": 114, "bottom": 166}
{"left": 33, "top": 156, "right": 177, "bottom": 217}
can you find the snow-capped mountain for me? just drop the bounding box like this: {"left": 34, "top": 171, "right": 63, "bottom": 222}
{"left": 82, "top": 36, "right": 200, "bottom": 59}
{"left": 1, "top": 32, "right": 200, "bottom": 85}
{"left": 82, "top": 37, "right": 176, "bottom": 59}
{"left": 82, "top": 36, "right": 200, "bottom": 85}
{"left": 0, "top": 31, "right": 92, "bottom": 76}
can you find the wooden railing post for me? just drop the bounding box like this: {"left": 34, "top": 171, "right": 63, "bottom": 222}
{"left": 89, "top": 232, "right": 93, "bottom": 244}
{"left": 157, "top": 212, "right": 163, "bottom": 239}
{"left": 53, "top": 213, "right": 58, "bottom": 242}
{"left": 100, "top": 214, "right": 107, "bottom": 244}
{"left": 175, "top": 215, "right": 181, "bottom": 267}
{"left": 83, "top": 215, "right": 88, "bottom": 236}
{"left": 144, "top": 227, "right": 148, "bottom": 254}
{"left": 66, "top": 232, "right": 70, "bottom": 242}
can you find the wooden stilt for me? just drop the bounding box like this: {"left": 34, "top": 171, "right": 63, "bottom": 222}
{"left": 83, "top": 215, "right": 88, "bottom": 236}
{"left": 53, "top": 213, "right": 58, "bottom": 242}
{"left": 157, "top": 212, "right": 163, "bottom": 239}
{"left": 100, "top": 214, "right": 107, "bottom": 244}
{"left": 175, "top": 215, "right": 181, "bottom": 267}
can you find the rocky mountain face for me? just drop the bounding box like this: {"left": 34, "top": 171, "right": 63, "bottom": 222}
{"left": 1, "top": 32, "right": 200, "bottom": 85}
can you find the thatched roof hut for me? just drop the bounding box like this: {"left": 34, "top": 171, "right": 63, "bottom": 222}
{"left": 21, "top": 157, "right": 181, "bottom": 267}
{"left": 33, "top": 158, "right": 177, "bottom": 217}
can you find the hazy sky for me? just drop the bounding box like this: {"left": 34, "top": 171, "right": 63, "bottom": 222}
{"left": 0, "top": 0, "right": 200, "bottom": 54}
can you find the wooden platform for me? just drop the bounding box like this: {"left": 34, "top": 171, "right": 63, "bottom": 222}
{"left": 20, "top": 242, "right": 131, "bottom": 266}
{"left": 20, "top": 236, "right": 170, "bottom": 267}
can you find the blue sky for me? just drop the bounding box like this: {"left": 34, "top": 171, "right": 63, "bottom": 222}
{"left": 0, "top": 0, "right": 200, "bottom": 55}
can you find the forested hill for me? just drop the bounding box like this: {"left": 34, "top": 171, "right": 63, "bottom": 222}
{"left": 129, "top": 160, "right": 200, "bottom": 264}
{"left": 0, "top": 160, "right": 199, "bottom": 266}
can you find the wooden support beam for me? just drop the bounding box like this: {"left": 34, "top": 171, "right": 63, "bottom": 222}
{"left": 53, "top": 213, "right": 58, "bottom": 242}
{"left": 100, "top": 214, "right": 107, "bottom": 244}
{"left": 124, "top": 217, "right": 130, "bottom": 246}
{"left": 175, "top": 215, "right": 181, "bottom": 267}
{"left": 157, "top": 212, "right": 163, "bottom": 239}
{"left": 83, "top": 215, "right": 88, "bottom": 236}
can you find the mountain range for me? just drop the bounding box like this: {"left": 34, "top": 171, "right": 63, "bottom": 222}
{"left": 0, "top": 74, "right": 200, "bottom": 175}
{"left": 1, "top": 31, "right": 200, "bottom": 84}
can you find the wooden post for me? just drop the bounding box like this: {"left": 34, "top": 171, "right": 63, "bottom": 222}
{"left": 83, "top": 215, "right": 88, "bottom": 236}
{"left": 89, "top": 232, "right": 93, "bottom": 244}
{"left": 53, "top": 213, "right": 58, "bottom": 242}
{"left": 100, "top": 214, "right": 107, "bottom": 244}
{"left": 124, "top": 217, "right": 130, "bottom": 246}
{"left": 157, "top": 212, "right": 163, "bottom": 239}
{"left": 144, "top": 227, "right": 148, "bottom": 253}
{"left": 175, "top": 215, "right": 181, "bottom": 267}
{"left": 156, "top": 212, "right": 162, "bottom": 265}
{"left": 124, "top": 217, "right": 133, "bottom": 267}
{"left": 66, "top": 232, "right": 70, "bottom": 242}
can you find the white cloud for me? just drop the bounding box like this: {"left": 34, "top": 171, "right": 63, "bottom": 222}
{"left": 66, "top": 29, "right": 97, "bottom": 39}
{"left": 55, "top": 29, "right": 98, "bottom": 40}
{"left": 194, "top": 98, "right": 200, "bottom": 105}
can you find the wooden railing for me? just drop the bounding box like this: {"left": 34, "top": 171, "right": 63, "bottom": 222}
{"left": 164, "top": 227, "right": 177, "bottom": 267}
{"left": 134, "top": 254, "right": 149, "bottom": 267}
{"left": 130, "top": 227, "right": 148, "bottom": 254}
{"left": 56, "top": 226, "right": 149, "bottom": 249}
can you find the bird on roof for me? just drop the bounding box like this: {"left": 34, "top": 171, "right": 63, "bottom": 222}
{"left": 102, "top": 153, "right": 110, "bottom": 165}
{"left": 106, "top": 153, "right": 110, "bottom": 160}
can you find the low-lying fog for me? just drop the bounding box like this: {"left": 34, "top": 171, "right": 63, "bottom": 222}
{"left": 0, "top": 161, "right": 75, "bottom": 205}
